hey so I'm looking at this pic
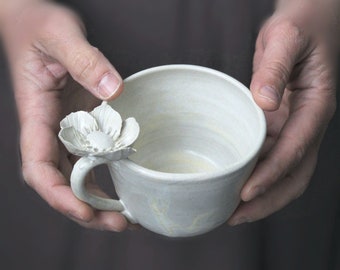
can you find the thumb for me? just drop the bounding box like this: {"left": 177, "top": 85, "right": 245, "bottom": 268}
{"left": 250, "top": 22, "right": 307, "bottom": 111}
{"left": 40, "top": 19, "right": 122, "bottom": 100}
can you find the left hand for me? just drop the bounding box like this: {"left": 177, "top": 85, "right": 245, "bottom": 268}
{"left": 228, "top": 3, "right": 338, "bottom": 225}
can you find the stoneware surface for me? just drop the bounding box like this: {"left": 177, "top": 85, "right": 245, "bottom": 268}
{"left": 64, "top": 64, "right": 266, "bottom": 237}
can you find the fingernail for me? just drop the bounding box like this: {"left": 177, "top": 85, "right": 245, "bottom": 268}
{"left": 67, "top": 211, "right": 86, "bottom": 223}
{"left": 247, "top": 186, "right": 266, "bottom": 201}
{"left": 258, "top": 86, "right": 280, "bottom": 104}
{"left": 97, "top": 73, "right": 121, "bottom": 99}
{"left": 229, "top": 216, "right": 251, "bottom": 226}
{"left": 97, "top": 224, "right": 116, "bottom": 232}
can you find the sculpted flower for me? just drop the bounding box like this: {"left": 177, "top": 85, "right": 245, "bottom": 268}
{"left": 58, "top": 102, "right": 140, "bottom": 160}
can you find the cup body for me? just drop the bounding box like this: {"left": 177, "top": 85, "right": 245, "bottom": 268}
{"left": 107, "top": 65, "right": 266, "bottom": 237}
{"left": 109, "top": 158, "right": 257, "bottom": 237}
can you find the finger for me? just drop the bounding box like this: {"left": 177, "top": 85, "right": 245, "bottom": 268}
{"left": 241, "top": 92, "right": 327, "bottom": 202}
{"left": 228, "top": 146, "right": 318, "bottom": 226}
{"left": 22, "top": 159, "right": 95, "bottom": 223}
{"left": 36, "top": 9, "right": 122, "bottom": 100}
{"left": 58, "top": 149, "right": 127, "bottom": 231}
{"left": 259, "top": 94, "right": 290, "bottom": 157}
{"left": 69, "top": 175, "right": 129, "bottom": 232}
{"left": 250, "top": 21, "right": 308, "bottom": 111}
{"left": 23, "top": 146, "right": 128, "bottom": 231}
{"left": 69, "top": 211, "right": 128, "bottom": 232}
{"left": 24, "top": 153, "right": 128, "bottom": 232}
{"left": 58, "top": 149, "right": 94, "bottom": 185}
{"left": 19, "top": 116, "right": 95, "bottom": 221}
{"left": 58, "top": 148, "right": 73, "bottom": 181}
{"left": 251, "top": 30, "right": 265, "bottom": 74}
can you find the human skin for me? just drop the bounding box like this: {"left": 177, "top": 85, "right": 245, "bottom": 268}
{"left": 0, "top": 0, "right": 127, "bottom": 231}
{"left": 228, "top": 0, "right": 339, "bottom": 225}
{"left": 0, "top": 0, "right": 338, "bottom": 230}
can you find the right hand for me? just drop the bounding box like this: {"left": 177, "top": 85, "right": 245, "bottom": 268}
{"left": 0, "top": 0, "right": 128, "bottom": 231}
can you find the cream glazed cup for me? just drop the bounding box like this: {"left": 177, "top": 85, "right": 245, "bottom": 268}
{"left": 60, "top": 65, "right": 266, "bottom": 237}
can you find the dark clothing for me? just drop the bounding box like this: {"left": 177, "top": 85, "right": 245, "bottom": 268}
{"left": 1, "top": 1, "right": 340, "bottom": 269}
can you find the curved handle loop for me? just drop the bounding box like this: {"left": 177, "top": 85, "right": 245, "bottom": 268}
{"left": 70, "top": 156, "right": 125, "bottom": 211}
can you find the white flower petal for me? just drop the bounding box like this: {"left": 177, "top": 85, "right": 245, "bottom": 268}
{"left": 58, "top": 127, "right": 90, "bottom": 156}
{"left": 60, "top": 111, "right": 98, "bottom": 135}
{"left": 91, "top": 102, "right": 122, "bottom": 139}
{"left": 115, "top": 118, "right": 140, "bottom": 149}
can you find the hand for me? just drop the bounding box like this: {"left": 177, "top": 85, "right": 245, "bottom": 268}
{"left": 228, "top": 3, "right": 338, "bottom": 225}
{"left": 1, "top": 1, "right": 127, "bottom": 231}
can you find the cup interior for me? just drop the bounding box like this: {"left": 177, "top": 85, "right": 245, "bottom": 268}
{"left": 109, "top": 65, "right": 265, "bottom": 175}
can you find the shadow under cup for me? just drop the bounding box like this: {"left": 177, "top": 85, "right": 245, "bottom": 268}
{"left": 108, "top": 65, "right": 265, "bottom": 236}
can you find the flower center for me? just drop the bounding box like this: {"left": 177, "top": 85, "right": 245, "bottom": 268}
{"left": 86, "top": 131, "right": 115, "bottom": 151}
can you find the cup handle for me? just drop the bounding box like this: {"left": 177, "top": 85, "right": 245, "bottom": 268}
{"left": 70, "top": 156, "right": 125, "bottom": 212}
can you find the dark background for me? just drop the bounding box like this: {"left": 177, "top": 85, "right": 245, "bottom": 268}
{"left": 1, "top": 1, "right": 340, "bottom": 269}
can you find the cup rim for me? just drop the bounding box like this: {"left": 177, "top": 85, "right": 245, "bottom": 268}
{"left": 118, "top": 64, "right": 266, "bottom": 182}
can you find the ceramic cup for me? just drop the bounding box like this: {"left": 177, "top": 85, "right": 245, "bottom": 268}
{"left": 70, "top": 65, "right": 266, "bottom": 237}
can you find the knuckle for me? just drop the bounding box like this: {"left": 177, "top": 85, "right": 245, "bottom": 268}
{"left": 264, "top": 19, "right": 307, "bottom": 60}
{"left": 264, "top": 61, "right": 290, "bottom": 87}
{"left": 21, "top": 163, "right": 35, "bottom": 188}
{"left": 290, "top": 175, "right": 310, "bottom": 201}
{"left": 282, "top": 20, "right": 303, "bottom": 42}
{"left": 289, "top": 154, "right": 317, "bottom": 201}
{"left": 71, "top": 46, "right": 101, "bottom": 81}
{"left": 48, "top": 195, "right": 61, "bottom": 211}
{"left": 293, "top": 143, "right": 306, "bottom": 165}
{"left": 47, "top": 193, "right": 71, "bottom": 216}
{"left": 295, "top": 181, "right": 309, "bottom": 199}
{"left": 269, "top": 20, "right": 305, "bottom": 46}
